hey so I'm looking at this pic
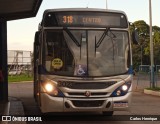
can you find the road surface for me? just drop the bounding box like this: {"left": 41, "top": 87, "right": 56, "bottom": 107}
{"left": 8, "top": 80, "right": 160, "bottom": 124}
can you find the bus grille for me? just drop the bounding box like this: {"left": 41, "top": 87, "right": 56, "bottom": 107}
{"left": 58, "top": 81, "right": 116, "bottom": 89}
{"left": 68, "top": 92, "right": 107, "bottom": 96}
{"left": 71, "top": 100, "right": 104, "bottom": 107}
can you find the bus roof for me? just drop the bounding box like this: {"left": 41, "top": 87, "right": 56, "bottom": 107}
{"left": 42, "top": 8, "right": 127, "bottom": 18}
{"left": 40, "top": 8, "right": 128, "bottom": 29}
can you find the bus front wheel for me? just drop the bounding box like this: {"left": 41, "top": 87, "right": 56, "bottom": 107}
{"left": 102, "top": 111, "right": 114, "bottom": 116}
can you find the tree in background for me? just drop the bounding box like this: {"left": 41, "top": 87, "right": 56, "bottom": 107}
{"left": 131, "top": 20, "right": 160, "bottom": 71}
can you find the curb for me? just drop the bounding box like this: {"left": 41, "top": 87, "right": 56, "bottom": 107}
{"left": 144, "top": 89, "right": 160, "bottom": 96}
{"left": 9, "top": 81, "right": 33, "bottom": 83}
{"left": 1, "top": 102, "right": 10, "bottom": 124}
{"left": 7, "top": 98, "right": 27, "bottom": 124}
{"left": 3, "top": 102, "right": 10, "bottom": 116}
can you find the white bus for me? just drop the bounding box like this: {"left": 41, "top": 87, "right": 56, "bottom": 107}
{"left": 33, "top": 8, "right": 138, "bottom": 115}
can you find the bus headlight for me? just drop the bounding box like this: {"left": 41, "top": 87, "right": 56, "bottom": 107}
{"left": 45, "top": 83, "right": 54, "bottom": 92}
{"left": 122, "top": 85, "right": 128, "bottom": 91}
{"left": 111, "top": 82, "right": 131, "bottom": 97}
{"left": 42, "top": 80, "right": 64, "bottom": 97}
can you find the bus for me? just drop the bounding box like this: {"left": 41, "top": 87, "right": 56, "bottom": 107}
{"left": 33, "top": 8, "right": 138, "bottom": 115}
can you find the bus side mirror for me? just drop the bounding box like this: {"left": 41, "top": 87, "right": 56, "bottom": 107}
{"left": 132, "top": 30, "right": 139, "bottom": 45}
{"left": 34, "top": 31, "right": 40, "bottom": 46}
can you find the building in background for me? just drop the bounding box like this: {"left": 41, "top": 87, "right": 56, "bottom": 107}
{"left": 8, "top": 50, "right": 32, "bottom": 75}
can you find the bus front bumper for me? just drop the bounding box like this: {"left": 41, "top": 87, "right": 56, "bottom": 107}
{"left": 40, "top": 92, "right": 132, "bottom": 113}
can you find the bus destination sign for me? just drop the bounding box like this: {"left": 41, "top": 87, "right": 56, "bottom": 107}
{"left": 62, "top": 15, "right": 102, "bottom": 25}
{"left": 44, "top": 11, "right": 128, "bottom": 28}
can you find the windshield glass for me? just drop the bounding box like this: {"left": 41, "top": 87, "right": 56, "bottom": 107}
{"left": 44, "top": 29, "right": 129, "bottom": 77}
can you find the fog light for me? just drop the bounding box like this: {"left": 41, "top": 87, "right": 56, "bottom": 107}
{"left": 122, "top": 85, "right": 128, "bottom": 91}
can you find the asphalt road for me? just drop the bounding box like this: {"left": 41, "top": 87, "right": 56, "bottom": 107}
{"left": 8, "top": 80, "right": 160, "bottom": 124}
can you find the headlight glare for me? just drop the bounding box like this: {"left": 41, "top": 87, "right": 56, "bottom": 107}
{"left": 122, "top": 85, "right": 128, "bottom": 91}
{"left": 42, "top": 80, "right": 64, "bottom": 97}
{"left": 44, "top": 83, "right": 54, "bottom": 92}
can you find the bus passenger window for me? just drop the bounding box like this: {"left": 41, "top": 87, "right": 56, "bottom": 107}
{"left": 45, "top": 31, "right": 74, "bottom": 75}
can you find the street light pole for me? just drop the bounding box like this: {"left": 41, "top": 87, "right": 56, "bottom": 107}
{"left": 106, "top": 0, "right": 108, "bottom": 9}
{"left": 141, "top": 45, "right": 142, "bottom": 66}
{"left": 149, "top": 0, "right": 155, "bottom": 88}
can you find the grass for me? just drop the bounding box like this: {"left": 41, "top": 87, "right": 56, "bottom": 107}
{"left": 145, "top": 87, "right": 160, "bottom": 91}
{"left": 8, "top": 74, "right": 33, "bottom": 83}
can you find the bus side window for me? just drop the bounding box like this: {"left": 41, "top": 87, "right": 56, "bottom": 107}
{"left": 46, "top": 40, "right": 54, "bottom": 56}
{"left": 34, "top": 31, "right": 40, "bottom": 62}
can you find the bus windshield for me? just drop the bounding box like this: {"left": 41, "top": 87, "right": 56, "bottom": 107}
{"left": 44, "top": 29, "right": 129, "bottom": 77}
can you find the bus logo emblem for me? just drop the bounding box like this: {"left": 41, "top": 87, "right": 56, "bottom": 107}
{"left": 85, "top": 91, "right": 91, "bottom": 97}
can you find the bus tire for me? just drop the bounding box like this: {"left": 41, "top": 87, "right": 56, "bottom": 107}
{"left": 102, "top": 111, "right": 114, "bottom": 116}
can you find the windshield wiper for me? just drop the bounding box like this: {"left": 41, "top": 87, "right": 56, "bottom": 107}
{"left": 96, "top": 28, "right": 110, "bottom": 48}
{"left": 64, "top": 28, "right": 80, "bottom": 47}
{"left": 96, "top": 28, "right": 117, "bottom": 48}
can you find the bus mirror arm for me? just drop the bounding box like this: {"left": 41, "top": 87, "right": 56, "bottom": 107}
{"left": 132, "top": 30, "right": 139, "bottom": 45}
{"left": 35, "top": 31, "right": 40, "bottom": 46}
